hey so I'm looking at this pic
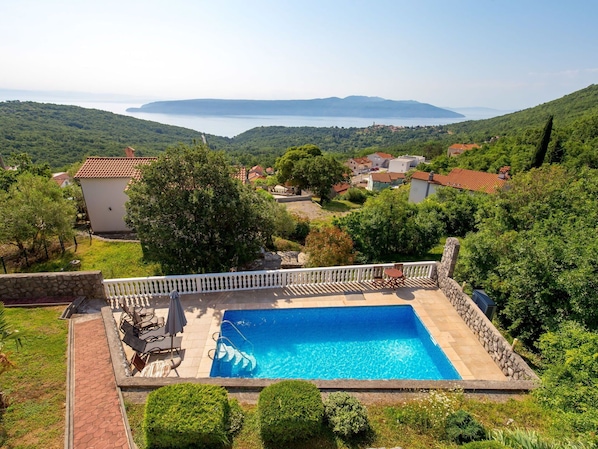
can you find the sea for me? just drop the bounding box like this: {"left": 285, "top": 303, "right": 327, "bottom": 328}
{"left": 0, "top": 90, "right": 510, "bottom": 138}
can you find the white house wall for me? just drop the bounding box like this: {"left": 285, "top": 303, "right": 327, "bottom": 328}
{"left": 80, "top": 178, "right": 132, "bottom": 233}
{"left": 408, "top": 179, "right": 439, "bottom": 203}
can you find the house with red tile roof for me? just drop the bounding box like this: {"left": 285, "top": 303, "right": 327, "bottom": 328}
{"left": 367, "top": 152, "right": 394, "bottom": 169}
{"left": 447, "top": 143, "right": 480, "bottom": 157}
{"left": 75, "top": 148, "right": 157, "bottom": 233}
{"left": 367, "top": 172, "right": 406, "bottom": 191}
{"left": 51, "top": 172, "right": 73, "bottom": 188}
{"left": 408, "top": 168, "right": 507, "bottom": 203}
{"left": 346, "top": 156, "right": 373, "bottom": 174}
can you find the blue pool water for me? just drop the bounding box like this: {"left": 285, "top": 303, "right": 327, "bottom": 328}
{"left": 209, "top": 305, "right": 461, "bottom": 380}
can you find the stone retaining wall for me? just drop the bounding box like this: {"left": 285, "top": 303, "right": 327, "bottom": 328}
{"left": 437, "top": 238, "right": 538, "bottom": 380}
{"left": 0, "top": 271, "right": 106, "bottom": 301}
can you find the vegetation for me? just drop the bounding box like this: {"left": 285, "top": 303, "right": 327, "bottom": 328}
{"left": 304, "top": 226, "right": 355, "bottom": 267}
{"left": 144, "top": 383, "right": 233, "bottom": 449}
{"left": 0, "top": 306, "right": 67, "bottom": 449}
{"left": 455, "top": 166, "right": 598, "bottom": 345}
{"left": 274, "top": 144, "right": 346, "bottom": 203}
{"left": 125, "top": 143, "right": 276, "bottom": 274}
{"left": 323, "top": 392, "right": 370, "bottom": 439}
{"left": 335, "top": 187, "right": 443, "bottom": 262}
{"left": 0, "top": 173, "right": 76, "bottom": 258}
{"left": 257, "top": 380, "right": 324, "bottom": 445}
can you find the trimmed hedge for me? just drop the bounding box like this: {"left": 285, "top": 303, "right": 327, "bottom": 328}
{"left": 324, "top": 392, "right": 370, "bottom": 437}
{"left": 144, "top": 383, "right": 230, "bottom": 449}
{"left": 258, "top": 380, "right": 324, "bottom": 445}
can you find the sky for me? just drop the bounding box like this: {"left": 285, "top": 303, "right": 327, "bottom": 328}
{"left": 1, "top": 0, "right": 597, "bottom": 111}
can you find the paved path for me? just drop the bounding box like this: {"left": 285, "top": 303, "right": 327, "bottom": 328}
{"left": 73, "top": 316, "right": 130, "bottom": 449}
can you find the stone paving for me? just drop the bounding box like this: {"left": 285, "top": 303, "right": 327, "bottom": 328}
{"left": 73, "top": 315, "right": 130, "bottom": 449}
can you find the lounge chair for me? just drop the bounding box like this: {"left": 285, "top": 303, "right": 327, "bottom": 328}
{"left": 120, "top": 319, "right": 167, "bottom": 342}
{"left": 122, "top": 329, "right": 182, "bottom": 357}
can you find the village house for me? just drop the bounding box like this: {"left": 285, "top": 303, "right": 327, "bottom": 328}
{"left": 367, "top": 172, "right": 405, "bottom": 191}
{"left": 346, "top": 156, "right": 372, "bottom": 175}
{"left": 447, "top": 143, "right": 480, "bottom": 157}
{"left": 408, "top": 167, "right": 508, "bottom": 203}
{"left": 388, "top": 155, "right": 426, "bottom": 173}
{"left": 367, "top": 151, "right": 394, "bottom": 169}
{"left": 75, "top": 147, "right": 157, "bottom": 233}
{"left": 51, "top": 172, "right": 73, "bottom": 188}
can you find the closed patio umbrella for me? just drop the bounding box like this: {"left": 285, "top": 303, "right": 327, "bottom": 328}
{"left": 166, "top": 290, "right": 187, "bottom": 364}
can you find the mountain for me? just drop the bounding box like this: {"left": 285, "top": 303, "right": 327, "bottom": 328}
{"left": 127, "top": 96, "right": 465, "bottom": 119}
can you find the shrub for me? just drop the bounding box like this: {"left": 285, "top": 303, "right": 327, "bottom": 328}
{"left": 258, "top": 380, "right": 324, "bottom": 445}
{"left": 323, "top": 392, "right": 370, "bottom": 438}
{"left": 226, "top": 398, "right": 245, "bottom": 436}
{"left": 342, "top": 187, "right": 367, "bottom": 204}
{"left": 144, "top": 383, "right": 230, "bottom": 449}
{"left": 445, "top": 410, "right": 486, "bottom": 444}
{"left": 272, "top": 236, "right": 303, "bottom": 252}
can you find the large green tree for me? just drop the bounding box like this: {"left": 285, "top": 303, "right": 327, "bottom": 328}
{"left": 125, "top": 143, "right": 276, "bottom": 274}
{"left": 0, "top": 173, "right": 76, "bottom": 255}
{"left": 275, "top": 145, "right": 346, "bottom": 203}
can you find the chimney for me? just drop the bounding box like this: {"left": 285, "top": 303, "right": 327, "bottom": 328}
{"left": 428, "top": 171, "right": 434, "bottom": 182}
{"left": 124, "top": 147, "right": 136, "bottom": 158}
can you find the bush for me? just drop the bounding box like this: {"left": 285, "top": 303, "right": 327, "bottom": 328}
{"left": 342, "top": 187, "right": 367, "bottom": 204}
{"left": 272, "top": 236, "right": 303, "bottom": 252}
{"left": 445, "top": 409, "right": 486, "bottom": 444}
{"left": 323, "top": 392, "right": 370, "bottom": 438}
{"left": 258, "top": 380, "right": 324, "bottom": 445}
{"left": 144, "top": 383, "right": 230, "bottom": 449}
{"left": 226, "top": 398, "right": 245, "bottom": 436}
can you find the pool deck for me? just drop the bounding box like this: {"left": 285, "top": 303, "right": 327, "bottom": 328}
{"left": 115, "top": 279, "right": 508, "bottom": 382}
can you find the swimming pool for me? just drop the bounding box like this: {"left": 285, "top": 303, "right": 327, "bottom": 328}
{"left": 209, "top": 305, "right": 461, "bottom": 380}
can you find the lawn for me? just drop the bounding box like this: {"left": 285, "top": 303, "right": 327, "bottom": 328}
{"left": 17, "top": 238, "right": 162, "bottom": 279}
{"left": 0, "top": 306, "right": 68, "bottom": 449}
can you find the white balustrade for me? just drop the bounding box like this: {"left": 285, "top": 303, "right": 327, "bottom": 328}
{"left": 103, "top": 261, "right": 436, "bottom": 302}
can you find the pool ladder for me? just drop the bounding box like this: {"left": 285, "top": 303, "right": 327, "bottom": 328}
{"left": 209, "top": 320, "right": 257, "bottom": 372}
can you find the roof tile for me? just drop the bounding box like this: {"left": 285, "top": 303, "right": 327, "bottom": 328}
{"left": 75, "top": 157, "right": 157, "bottom": 180}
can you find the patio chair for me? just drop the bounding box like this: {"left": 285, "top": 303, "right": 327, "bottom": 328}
{"left": 120, "top": 319, "right": 167, "bottom": 342}
{"left": 119, "top": 308, "right": 164, "bottom": 332}
{"left": 119, "top": 299, "right": 155, "bottom": 319}
{"left": 392, "top": 263, "right": 406, "bottom": 286}
{"left": 122, "top": 329, "right": 182, "bottom": 358}
{"left": 372, "top": 266, "right": 385, "bottom": 287}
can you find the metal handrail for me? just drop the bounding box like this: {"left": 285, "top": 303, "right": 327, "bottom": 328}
{"left": 212, "top": 335, "right": 254, "bottom": 367}
{"left": 219, "top": 320, "right": 254, "bottom": 352}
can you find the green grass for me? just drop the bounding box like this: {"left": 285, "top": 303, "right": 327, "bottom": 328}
{"left": 25, "top": 239, "right": 162, "bottom": 279}
{"left": 0, "top": 307, "right": 68, "bottom": 449}
{"left": 321, "top": 199, "right": 362, "bottom": 213}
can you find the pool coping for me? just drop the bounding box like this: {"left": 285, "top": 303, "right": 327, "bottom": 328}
{"left": 103, "top": 308, "right": 538, "bottom": 396}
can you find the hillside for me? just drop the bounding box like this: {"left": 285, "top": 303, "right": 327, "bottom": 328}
{"left": 127, "top": 95, "right": 464, "bottom": 118}
{"left": 446, "top": 84, "right": 598, "bottom": 137}
{"left": 0, "top": 101, "right": 230, "bottom": 169}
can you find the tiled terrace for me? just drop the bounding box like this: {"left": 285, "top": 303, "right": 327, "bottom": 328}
{"left": 115, "top": 278, "right": 507, "bottom": 382}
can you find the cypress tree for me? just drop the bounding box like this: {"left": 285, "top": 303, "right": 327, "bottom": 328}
{"left": 530, "top": 115, "right": 553, "bottom": 169}
{"left": 547, "top": 137, "right": 565, "bottom": 164}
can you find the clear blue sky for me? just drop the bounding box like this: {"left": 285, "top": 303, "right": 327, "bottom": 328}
{"left": 1, "top": 0, "right": 597, "bottom": 110}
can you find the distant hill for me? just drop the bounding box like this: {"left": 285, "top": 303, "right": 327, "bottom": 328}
{"left": 127, "top": 96, "right": 465, "bottom": 119}
{"left": 0, "top": 101, "right": 230, "bottom": 169}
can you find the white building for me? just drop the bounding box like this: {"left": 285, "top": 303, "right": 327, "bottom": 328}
{"left": 388, "top": 155, "right": 426, "bottom": 173}
{"left": 75, "top": 148, "right": 156, "bottom": 233}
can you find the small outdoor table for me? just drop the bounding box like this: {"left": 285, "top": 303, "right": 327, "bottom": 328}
{"left": 384, "top": 267, "right": 404, "bottom": 289}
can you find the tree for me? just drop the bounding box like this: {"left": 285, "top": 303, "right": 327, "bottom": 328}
{"left": 530, "top": 115, "right": 553, "bottom": 169}
{"left": 125, "top": 143, "right": 276, "bottom": 274}
{"left": 335, "top": 188, "right": 443, "bottom": 262}
{"left": 275, "top": 145, "right": 346, "bottom": 203}
{"left": 304, "top": 226, "right": 355, "bottom": 267}
{"left": 0, "top": 173, "right": 76, "bottom": 256}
